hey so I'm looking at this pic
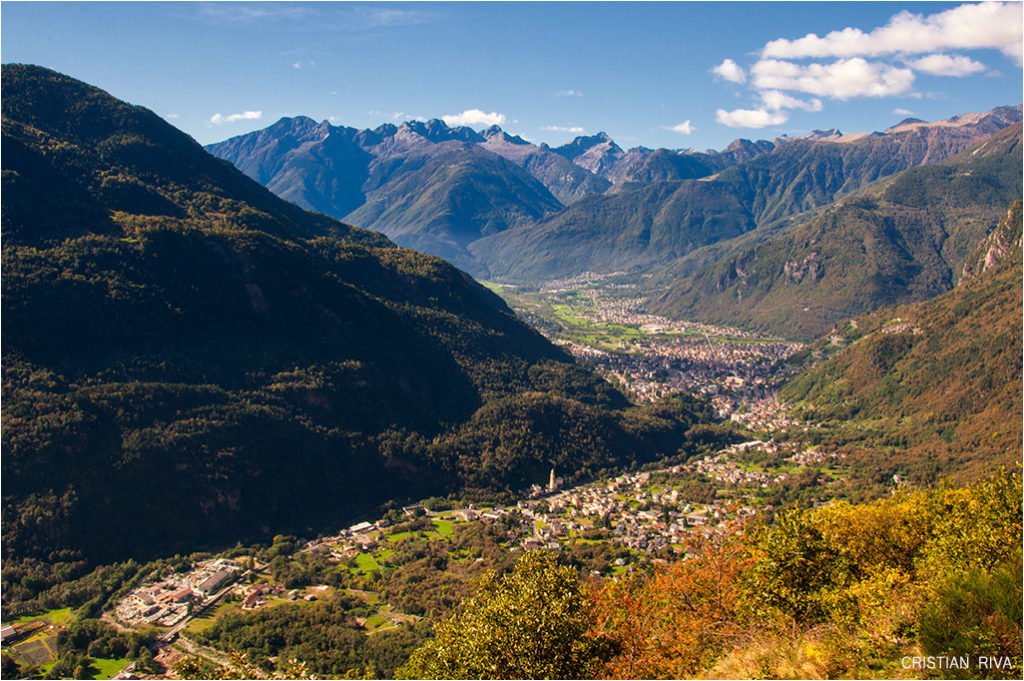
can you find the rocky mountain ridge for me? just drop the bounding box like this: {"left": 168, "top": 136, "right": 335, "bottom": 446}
{"left": 207, "top": 105, "right": 1021, "bottom": 280}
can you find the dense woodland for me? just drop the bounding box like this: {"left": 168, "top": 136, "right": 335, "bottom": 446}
{"left": 1, "top": 65, "right": 726, "bottom": 611}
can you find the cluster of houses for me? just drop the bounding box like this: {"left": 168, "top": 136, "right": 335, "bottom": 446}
{"left": 483, "top": 469, "right": 754, "bottom": 555}
{"left": 520, "top": 470, "right": 756, "bottom": 553}
{"left": 563, "top": 329, "right": 801, "bottom": 407}
{"left": 114, "top": 558, "right": 241, "bottom": 626}
{"left": 690, "top": 446, "right": 784, "bottom": 488}
{"left": 295, "top": 463, "right": 753, "bottom": 570}
{"left": 237, "top": 583, "right": 285, "bottom": 610}
{"left": 292, "top": 440, "right": 841, "bottom": 582}
{"left": 789, "top": 446, "right": 846, "bottom": 465}
{"left": 728, "top": 394, "right": 801, "bottom": 431}
{"left": 683, "top": 441, "right": 847, "bottom": 490}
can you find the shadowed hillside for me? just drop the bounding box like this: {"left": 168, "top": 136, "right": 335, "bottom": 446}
{"left": 1, "top": 66, "right": 719, "bottom": 588}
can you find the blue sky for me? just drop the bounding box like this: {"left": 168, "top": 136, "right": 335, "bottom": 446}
{"left": 2, "top": 2, "right": 1022, "bottom": 151}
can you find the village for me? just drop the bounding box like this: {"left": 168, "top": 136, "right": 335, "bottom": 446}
{"left": 300, "top": 434, "right": 843, "bottom": 570}
{"left": 562, "top": 335, "right": 802, "bottom": 421}
{"left": 500, "top": 276, "right": 805, "bottom": 425}
{"left": 4, "top": 429, "right": 845, "bottom": 681}
{"left": 113, "top": 559, "right": 244, "bottom": 628}
{"left": 304, "top": 464, "right": 746, "bottom": 564}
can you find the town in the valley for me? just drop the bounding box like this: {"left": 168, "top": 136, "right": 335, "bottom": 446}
{"left": 2, "top": 278, "right": 848, "bottom": 679}
{"left": 496, "top": 273, "right": 805, "bottom": 428}
{"left": 82, "top": 434, "right": 842, "bottom": 677}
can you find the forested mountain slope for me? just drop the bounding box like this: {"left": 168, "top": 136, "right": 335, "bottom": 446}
{"left": 781, "top": 201, "right": 1022, "bottom": 484}
{"left": 653, "top": 125, "right": 1023, "bottom": 340}
{"left": 1, "top": 65, "right": 716, "bottom": 583}
{"left": 473, "top": 106, "right": 1021, "bottom": 283}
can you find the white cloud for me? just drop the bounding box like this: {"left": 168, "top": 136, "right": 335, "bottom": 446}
{"left": 664, "top": 121, "right": 695, "bottom": 134}
{"left": 441, "top": 109, "right": 507, "bottom": 127}
{"left": 292, "top": 60, "right": 315, "bottom": 70}
{"left": 908, "top": 53, "right": 986, "bottom": 76}
{"left": 350, "top": 6, "right": 431, "bottom": 29}
{"left": 762, "top": 2, "right": 1023, "bottom": 64}
{"left": 711, "top": 58, "right": 746, "bottom": 83}
{"left": 370, "top": 110, "right": 408, "bottom": 120}
{"left": 193, "top": 3, "right": 432, "bottom": 31}
{"left": 759, "top": 90, "right": 823, "bottom": 112}
{"left": 893, "top": 108, "right": 916, "bottom": 116}
{"left": 196, "top": 3, "right": 316, "bottom": 24}
{"left": 542, "top": 125, "right": 586, "bottom": 133}
{"left": 752, "top": 58, "right": 915, "bottom": 99}
{"left": 209, "top": 110, "right": 263, "bottom": 126}
{"left": 164, "top": 113, "right": 180, "bottom": 119}
{"left": 715, "top": 107, "right": 789, "bottom": 128}
{"left": 554, "top": 89, "right": 584, "bottom": 97}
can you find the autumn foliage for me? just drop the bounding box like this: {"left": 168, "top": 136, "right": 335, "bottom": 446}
{"left": 591, "top": 531, "right": 751, "bottom": 679}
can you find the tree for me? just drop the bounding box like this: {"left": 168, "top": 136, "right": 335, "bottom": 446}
{"left": 918, "top": 553, "right": 1023, "bottom": 679}
{"left": 136, "top": 647, "right": 156, "bottom": 674}
{"left": 591, "top": 531, "right": 750, "bottom": 679}
{"left": 1, "top": 655, "right": 22, "bottom": 679}
{"left": 398, "top": 551, "right": 615, "bottom": 679}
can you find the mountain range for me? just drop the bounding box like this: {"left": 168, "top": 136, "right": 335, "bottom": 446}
{"left": 471, "top": 106, "right": 1022, "bottom": 284}
{"left": 207, "top": 105, "right": 1021, "bottom": 284}
{"left": 652, "top": 123, "right": 1023, "bottom": 339}
{"left": 1, "top": 65, "right": 717, "bottom": 575}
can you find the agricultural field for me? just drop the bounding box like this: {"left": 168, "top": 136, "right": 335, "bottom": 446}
{"left": 491, "top": 278, "right": 757, "bottom": 353}
{"left": 1, "top": 607, "right": 74, "bottom": 668}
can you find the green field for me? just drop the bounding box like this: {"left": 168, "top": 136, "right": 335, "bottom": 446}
{"left": 4, "top": 607, "right": 74, "bottom": 627}
{"left": 353, "top": 553, "right": 380, "bottom": 573}
{"left": 431, "top": 519, "right": 455, "bottom": 537}
{"left": 91, "top": 656, "right": 133, "bottom": 679}
{"left": 497, "top": 285, "right": 772, "bottom": 353}
{"left": 185, "top": 601, "right": 237, "bottom": 634}
{"left": 346, "top": 589, "right": 380, "bottom": 605}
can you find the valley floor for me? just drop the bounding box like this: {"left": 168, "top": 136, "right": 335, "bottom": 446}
{"left": 13, "top": 276, "right": 1005, "bottom": 680}
{"left": 490, "top": 273, "right": 803, "bottom": 424}
{"left": 2, "top": 280, "right": 868, "bottom": 679}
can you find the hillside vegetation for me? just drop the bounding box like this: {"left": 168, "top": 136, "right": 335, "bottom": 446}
{"left": 653, "top": 125, "right": 1023, "bottom": 339}
{"left": 779, "top": 201, "right": 1022, "bottom": 487}
{"left": 0, "top": 65, "right": 724, "bottom": 604}
{"left": 399, "top": 470, "right": 1022, "bottom": 679}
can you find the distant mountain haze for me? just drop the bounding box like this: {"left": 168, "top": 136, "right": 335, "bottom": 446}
{"left": 208, "top": 105, "right": 1022, "bottom": 288}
